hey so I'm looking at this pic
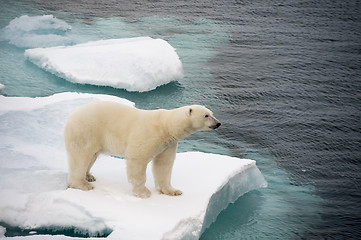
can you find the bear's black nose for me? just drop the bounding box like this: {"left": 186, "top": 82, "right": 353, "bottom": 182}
{"left": 215, "top": 122, "right": 221, "bottom": 128}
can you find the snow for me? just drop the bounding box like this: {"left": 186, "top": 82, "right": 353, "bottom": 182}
{"left": 0, "top": 15, "right": 72, "bottom": 48}
{"left": 0, "top": 92, "right": 267, "bottom": 239}
{"left": 25, "top": 37, "right": 184, "bottom": 92}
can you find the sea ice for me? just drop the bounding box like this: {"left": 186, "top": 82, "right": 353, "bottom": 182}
{"left": 0, "top": 92, "right": 267, "bottom": 239}
{"left": 25, "top": 37, "right": 184, "bottom": 92}
{"left": 0, "top": 15, "right": 72, "bottom": 48}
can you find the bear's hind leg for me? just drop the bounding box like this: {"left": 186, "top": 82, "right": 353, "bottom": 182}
{"left": 67, "top": 152, "right": 96, "bottom": 191}
{"left": 86, "top": 153, "right": 99, "bottom": 182}
{"left": 126, "top": 159, "right": 151, "bottom": 198}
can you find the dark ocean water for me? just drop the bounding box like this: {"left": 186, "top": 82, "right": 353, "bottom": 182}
{"left": 1, "top": 0, "right": 361, "bottom": 239}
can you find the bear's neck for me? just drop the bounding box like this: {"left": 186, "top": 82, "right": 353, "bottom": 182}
{"left": 161, "top": 109, "right": 195, "bottom": 141}
{"left": 169, "top": 124, "right": 195, "bottom": 141}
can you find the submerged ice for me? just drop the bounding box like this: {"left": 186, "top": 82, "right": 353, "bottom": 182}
{"left": 0, "top": 93, "right": 266, "bottom": 239}
{"left": 0, "top": 15, "right": 72, "bottom": 48}
{"left": 25, "top": 37, "right": 184, "bottom": 92}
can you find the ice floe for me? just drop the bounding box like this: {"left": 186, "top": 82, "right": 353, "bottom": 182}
{"left": 0, "top": 92, "right": 266, "bottom": 239}
{"left": 25, "top": 37, "right": 184, "bottom": 92}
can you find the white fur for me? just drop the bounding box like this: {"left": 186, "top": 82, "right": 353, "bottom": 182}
{"left": 64, "top": 102, "right": 220, "bottom": 198}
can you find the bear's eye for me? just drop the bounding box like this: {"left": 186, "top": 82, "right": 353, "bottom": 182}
{"left": 205, "top": 114, "right": 209, "bottom": 118}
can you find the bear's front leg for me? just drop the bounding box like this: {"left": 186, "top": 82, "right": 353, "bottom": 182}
{"left": 153, "top": 144, "right": 182, "bottom": 196}
{"left": 126, "top": 159, "right": 151, "bottom": 198}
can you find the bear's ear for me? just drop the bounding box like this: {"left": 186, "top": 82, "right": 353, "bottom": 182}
{"left": 187, "top": 107, "right": 193, "bottom": 117}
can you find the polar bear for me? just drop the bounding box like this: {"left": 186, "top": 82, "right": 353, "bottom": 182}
{"left": 64, "top": 102, "right": 221, "bottom": 198}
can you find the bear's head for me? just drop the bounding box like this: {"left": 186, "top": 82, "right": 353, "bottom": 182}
{"left": 187, "top": 105, "right": 221, "bottom": 131}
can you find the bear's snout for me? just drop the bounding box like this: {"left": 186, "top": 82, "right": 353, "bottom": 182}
{"left": 210, "top": 121, "right": 221, "bottom": 129}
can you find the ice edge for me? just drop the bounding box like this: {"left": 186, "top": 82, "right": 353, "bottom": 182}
{"left": 201, "top": 164, "right": 267, "bottom": 235}
{"left": 163, "top": 162, "right": 267, "bottom": 240}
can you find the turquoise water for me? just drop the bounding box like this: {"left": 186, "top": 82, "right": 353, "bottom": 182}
{"left": 2, "top": 0, "right": 360, "bottom": 239}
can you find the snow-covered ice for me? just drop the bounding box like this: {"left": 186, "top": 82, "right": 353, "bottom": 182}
{"left": 0, "top": 92, "right": 267, "bottom": 239}
{"left": 1, "top": 15, "right": 183, "bottom": 92}
{"left": 0, "top": 15, "right": 72, "bottom": 48}
{"left": 25, "top": 37, "right": 184, "bottom": 92}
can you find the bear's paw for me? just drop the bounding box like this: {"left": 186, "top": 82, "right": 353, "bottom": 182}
{"left": 68, "top": 180, "right": 94, "bottom": 191}
{"left": 158, "top": 187, "right": 183, "bottom": 196}
{"left": 86, "top": 173, "right": 96, "bottom": 182}
{"left": 133, "top": 187, "right": 151, "bottom": 199}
